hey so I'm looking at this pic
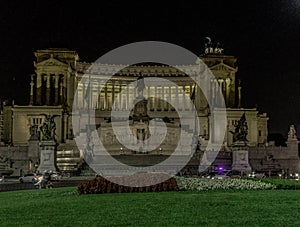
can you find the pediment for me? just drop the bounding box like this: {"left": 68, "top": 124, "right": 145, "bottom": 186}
{"left": 210, "top": 62, "right": 237, "bottom": 72}
{"left": 35, "top": 56, "right": 68, "bottom": 68}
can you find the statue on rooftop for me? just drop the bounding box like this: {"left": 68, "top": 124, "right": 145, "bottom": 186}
{"left": 205, "top": 37, "right": 213, "bottom": 54}
{"left": 204, "top": 37, "right": 224, "bottom": 54}
{"left": 288, "top": 125, "right": 297, "bottom": 140}
{"left": 214, "top": 42, "right": 224, "bottom": 54}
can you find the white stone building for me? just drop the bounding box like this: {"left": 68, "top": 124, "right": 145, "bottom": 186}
{"left": 0, "top": 47, "right": 271, "bottom": 173}
{"left": 2, "top": 48, "right": 268, "bottom": 148}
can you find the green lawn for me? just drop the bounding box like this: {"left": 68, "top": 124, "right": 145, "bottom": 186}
{"left": 248, "top": 178, "right": 300, "bottom": 189}
{"left": 0, "top": 188, "right": 299, "bottom": 226}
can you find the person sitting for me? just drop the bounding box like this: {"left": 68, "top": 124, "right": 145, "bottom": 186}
{"left": 43, "top": 171, "right": 51, "bottom": 188}
{"left": 34, "top": 175, "right": 43, "bottom": 189}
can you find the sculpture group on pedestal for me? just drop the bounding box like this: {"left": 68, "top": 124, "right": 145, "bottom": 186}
{"left": 230, "top": 113, "right": 252, "bottom": 173}
{"left": 230, "top": 113, "right": 248, "bottom": 144}
{"left": 39, "top": 114, "right": 59, "bottom": 141}
{"left": 133, "top": 74, "right": 150, "bottom": 151}
{"left": 204, "top": 37, "right": 224, "bottom": 55}
{"left": 37, "top": 114, "right": 58, "bottom": 173}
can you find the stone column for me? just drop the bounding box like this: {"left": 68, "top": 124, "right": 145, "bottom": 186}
{"left": 215, "top": 80, "right": 219, "bottom": 105}
{"left": 46, "top": 74, "right": 51, "bottom": 106}
{"left": 189, "top": 84, "right": 193, "bottom": 111}
{"left": 176, "top": 85, "right": 179, "bottom": 108}
{"left": 134, "top": 85, "right": 136, "bottom": 99}
{"left": 83, "top": 81, "right": 90, "bottom": 109}
{"left": 104, "top": 85, "right": 108, "bottom": 110}
{"left": 218, "top": 79, "right": 224, "bottom": 107}
{"left": 89, "top": 81, "right": 93, "bottom": 109}
{"left": 54, "top": 74, "right": 59, "bottom": 106}
{"left": 29, "top": 74, "right": 34, "bottom": 105}
{"left": 80, "top": 78, "right": 84, "bottom": 109}
{"left": 161, "top": 85, "right": 164, "bottom": 111}
{"left": 211, "top": 79, "right": 216, "bottom": 107}
{"left": 74, "top": 73, "right": 78, "bottom": 108}
{"left": 126, "top": 82, "right": 129, "bottom": 110}
{"left": 220, "top": 79, "right": 225, "bottom": 94}
{"left": 238, "top": 85, "right": 242, "bottom": 108}
{"left": 225, "top": 78, "right": 231, "bottom": 106}
{"left": 63, "top": 114, "right": 68, "bottom": 143}
{"left": 36, "top": 72, "right": 42, "bottom": 105}
{"left": 147, "top": 85, "right": 151, "bottom": 110}
{"left": 111, "top": 81, "right": 115, "bottom": 110}
{"left": 168, "top": 86, "right": 172, "bottom": 111}
{"left": 119, "top": 81, "right": 122, "bottom": 110}
{"left": 182, "top": 85, "right": 186, "bottom": 110}
{"left": 154, "top": 86, "right": 158, "bottom": 111}
{"left": 97, "top": 80, "right": 101, "bottom": 110}
{"left": 238, "top": 83, "right": 242, "bottom": 108}
{"left": 66, "top": 71, "right": 73, "bottom": 107}
{"left": 60, "top": 80, "right": 63, "bottom": 105}
{"left": 63, "top": 74, "right": 67, "bottom": 105}
{"left": 189, "top": 84, "right": 193, "bottom": 96}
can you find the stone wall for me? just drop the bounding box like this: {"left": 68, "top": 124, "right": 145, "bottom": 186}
{"left": 249, "top": 145, "right": 300, "bottom": 173}
{"left": 196, "top": 144, "right": 300, "bottom": 174}
{"left": 0, "top": 137, "right": 299, "bottom": 177}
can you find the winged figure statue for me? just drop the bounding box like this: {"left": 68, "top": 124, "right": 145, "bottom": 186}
{"left": 39, "top": 114, "right": 60, "bottom": 141}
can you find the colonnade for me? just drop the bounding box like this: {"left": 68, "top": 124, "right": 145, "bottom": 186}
{"left": 30, "top": 72, "right": 73, "bottom": 106}
{"left": 29, "top": 73, "right": 233, "bottom": 109}
{"left": 74, "top": 80, "right": 197, "bottom": 111}
{"left": 210, "top": 77, "right": 231, "bottom": 107}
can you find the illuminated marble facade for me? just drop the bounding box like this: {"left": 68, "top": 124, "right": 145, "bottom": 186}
{"left": 2, "top": 48, "right": 268, "bottom": 149}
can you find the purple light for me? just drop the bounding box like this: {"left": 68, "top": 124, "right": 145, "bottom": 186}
{"left": 217, "top": 166, "right": 225, "bottom": 174}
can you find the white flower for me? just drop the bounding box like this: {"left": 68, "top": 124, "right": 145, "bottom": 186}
{"left": 175, "top": 177, "right": 276, "bottom": 191}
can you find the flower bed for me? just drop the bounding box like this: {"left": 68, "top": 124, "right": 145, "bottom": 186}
{"left": 176, "top": 177, "right": 276, "bottom": 191}
{"left": 78, "top": 173, "right": 178, "bottom": 194}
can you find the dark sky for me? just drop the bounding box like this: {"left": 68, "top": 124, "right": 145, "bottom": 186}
{"left": 0, "top": 0, "right": 300, "bottom": 136}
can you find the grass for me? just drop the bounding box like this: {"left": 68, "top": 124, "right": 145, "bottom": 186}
{"left": 247, "top": 178, "right": 300, "bottom": 189}
{"left": 0, "top": 187, "right": 299, "bottom": 226}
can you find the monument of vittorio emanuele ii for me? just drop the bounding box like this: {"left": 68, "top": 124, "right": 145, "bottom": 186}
{"left": 0, "top": 42, "right": 299, "bottom": 176}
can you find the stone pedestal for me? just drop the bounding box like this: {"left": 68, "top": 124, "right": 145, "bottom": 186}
{"left": 37, "top": 140, "right": 57, "bottom": 173}
{"left": 231, "top": 141, "right": 252, "bottom": 173}
{"left": 28, "top": 140, "right": 40, "bottom": 172}
{"left": 28, "top": 140, "right": 40, "bottom": 160}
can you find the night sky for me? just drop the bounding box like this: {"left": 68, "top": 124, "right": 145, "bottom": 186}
{"left": 0, "top": 0, "right": 300, "bottom": 136}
